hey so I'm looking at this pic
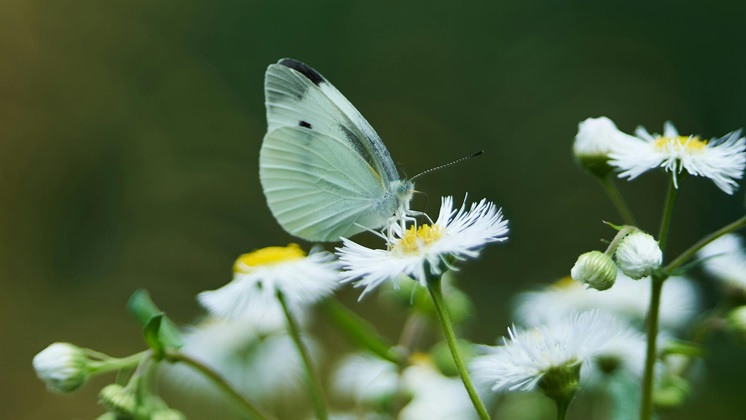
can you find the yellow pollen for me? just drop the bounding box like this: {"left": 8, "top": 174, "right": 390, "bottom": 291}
{"left": 397, "top": 224, "right": 444, "bottom": 254}
{"left": 408, "top": 352, "right": 432, "bottom": 365}
{"left": 552, "top": 276, "right": 577, "bottom": 289}
{"left": 654, "top": 135, "right": 708, "bottom": 152}
{"left": 233, "top": 243, "right": 306, "bottom": 273}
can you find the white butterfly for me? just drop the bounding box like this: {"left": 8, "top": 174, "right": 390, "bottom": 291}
{"left": 259, "top": 58, "right": 416, "bottom": 242}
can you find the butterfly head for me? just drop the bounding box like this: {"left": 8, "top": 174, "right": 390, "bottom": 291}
{"left": 394, "top": 179, "right": 415, "bottom": 214}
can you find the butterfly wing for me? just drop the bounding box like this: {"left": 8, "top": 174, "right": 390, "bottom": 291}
{"left": 260, "top": 126, "right": 398, "bottom": 241}
{"left": 264, "top": 59, "right": 400, "bottom": 185}
{"left": 260, "top": 59, "right": 401, "bottom": 241}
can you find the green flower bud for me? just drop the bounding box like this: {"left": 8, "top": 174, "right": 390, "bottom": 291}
{"left": 571, "top": 251, "right": 617, "bottom": 291}
{"left": 99, "top": 384, "right": 137, "bottom": 417}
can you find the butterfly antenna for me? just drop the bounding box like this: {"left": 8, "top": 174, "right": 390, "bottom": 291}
{"left": 410, "top": 150, "right": 484, "bottom": 180}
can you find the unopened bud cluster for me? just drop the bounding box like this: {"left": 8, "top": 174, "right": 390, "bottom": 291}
{"left": 571, "top": 228, "right": 663, "bottom": 291}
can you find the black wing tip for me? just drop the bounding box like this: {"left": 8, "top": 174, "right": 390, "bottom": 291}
{"left": 278, "top": 58, "right": 326, "bottom": 86}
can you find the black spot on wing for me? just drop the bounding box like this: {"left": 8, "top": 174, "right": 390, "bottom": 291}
{"left": 299, "top": 120, "right": 312, "bottom": 129}
{"left": 279, "top": 58, "right": 326, "bottom": 86}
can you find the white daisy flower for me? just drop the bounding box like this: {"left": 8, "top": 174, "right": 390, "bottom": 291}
{"left": 614, "top": 231, "right": 662, "bottom": 280}
{"left": 573, "top": 117, "right": 639, "bottom": 176}
{"left": 161, "top": 318, "right": 315, "bottom": 404}
{"left": 198, "top": 244, "right": 340, "bottom": 326}
{"left": 470, "top": 311, "right": 627, "bottom": 394}
{"left": 337, "top": 196, "right": 509, "bottom": 298}
{"left": 514, "top": 274, "right": 699, "bottom": 332}
{"left": 609, "top": 121, "right": 746, "bottom": 194}
{"left": 697, "top": 233, "right": 746, "bottom": 291}
{"left": 331, "top": 353, "right": 399, "bottom": 406}
{"left": 399, "top": 359, "right": 479, "bottom": 420}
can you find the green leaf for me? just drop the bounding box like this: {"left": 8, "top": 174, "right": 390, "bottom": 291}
{"left": 667, "top": 255, "right": 718, "bottom": 277}
{"left": 144, "top": 314, "right": 165, "bottom": 357}
{"left": 319, "top": 298, "right": 405, "bottom": 366}
{"left": 127, "top": 289, "right": 183, "bottom": 352}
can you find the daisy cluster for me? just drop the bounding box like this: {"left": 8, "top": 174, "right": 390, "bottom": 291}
{"left": 575, "top": 117, "right": 746, "bottom": 194}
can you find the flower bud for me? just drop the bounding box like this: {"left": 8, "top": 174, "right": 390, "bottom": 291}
{"left": 570, "top": 251, "right": 617, "bottom": 291}
{"left": 32, "top": 342, "right": 90, "bottom": 393}
{"left": 615, "top": 231, "right": 662, "bottom": 280}
{"left": 99, "top": 384, "right": 137, "bottom": 417}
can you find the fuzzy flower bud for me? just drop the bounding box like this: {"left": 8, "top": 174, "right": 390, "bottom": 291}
{"left": 32, "top": 342, "right": 90, "bottom": 393}
{"left": 615, "top": 231, "right": 662, "bottom": 280}
{"left": 570, "top": 251, "right": 617, "bottom": 291}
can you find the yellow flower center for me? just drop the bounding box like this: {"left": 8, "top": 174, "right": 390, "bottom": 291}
{"left": 233, "top": 243, "right": 306, "bottom": 273}
{"left": 408, "top": 352, "right": 432, "bottom": 366}
{"left": 653, "top": 135, "right": 708, "bottom": 152}
{"left": 396, "top": 224, "right": 444, "bottom": 254}
{"left": 552, "top": 276, "right": 577, "bottom": 289}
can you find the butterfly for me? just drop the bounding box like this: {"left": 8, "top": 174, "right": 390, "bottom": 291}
{"left": 259, "top": 58, "right": 416, "bottom": 242}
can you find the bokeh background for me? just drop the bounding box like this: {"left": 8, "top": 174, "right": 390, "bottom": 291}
{"left": 3, "top": 0, "right": 746, "bottom": 418}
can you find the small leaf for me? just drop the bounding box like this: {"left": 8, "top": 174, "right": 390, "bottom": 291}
{"left": 602, "top": 220, "right": 626, "bottom": 231}
{"left": 127, "top": 289, "right": 183, "bottom": 352}
{"left": 144, "top": 314, "right": 165, "bottom": 357}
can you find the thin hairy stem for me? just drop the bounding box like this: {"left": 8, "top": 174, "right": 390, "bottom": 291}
{"left": 278, "top": 291, "right": 328, "bottom": 420}
{"left": 598, "top": 175, "right": 637, "bottom": 226}
{"left": 426, "top": 275, "right": 490, "bottom": 420}
{"left": 165, "top": 350, "right": 272, "bottom": 420}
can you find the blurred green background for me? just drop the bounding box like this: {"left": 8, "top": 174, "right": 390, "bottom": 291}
{"left": 3, "top": 0, "right": 746, "bottom": 418}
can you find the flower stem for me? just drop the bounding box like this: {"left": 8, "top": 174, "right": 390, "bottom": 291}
{"left": 88, "top": 350, "right": 149, "bottom": 374}
{"left": 165, "top": 350, "right": 272, "bottom": 420}
{"left": 426, "top": 275, "right": 490, "bottom": 420}
{"left": 555, "top": 396, "right": 571, "bottom": 420}
{"left": 666, "top": 214, "right": 746, "bottom": 272}
{"left": 598, "top": 175, "right": 637, "bottom": 226}
{"left": 277, "top": 291, "right": 328, "bottom": 420}
{"left": 640, "top": 176, "right": 679, "bottom": 420}
{"left": 657, "top": 176, "right": 679, "bottom": 254}
{"left": 319, "top": 298, "right": 407, "bottom": 367}
{"left": 640, "top": 273, "right": 664, "bottom": 420}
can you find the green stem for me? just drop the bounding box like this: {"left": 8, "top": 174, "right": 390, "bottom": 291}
{"left": 88, "top": 350, "right": 149, "bottom": 374}
{"left": 277, "top": 291, "right": 328, "bottom": 420}
{"left": 319, "top": 298, "right": 407, "bottom": 367}
{"left": 598, "top": 175, "right": 637, "bottom": 226}
{"left": 657, "top": 176, "right": 679, "bottom": 254}
{"left": 666, "top": 214, "right": 746, "bottom": 272}
{"left": 426, "top": 275, "right": 490, "bottom": 420}
{"left": 640, "top": 273, "right": 664, "bottom": 420}
{"left": 555, "top": 396, "right": 571, "bottom": 420}
{"left": 165, "top": 350, "right": 272, "bottom": 420}
{"left": 640, "top": 176, "right": 679, "bottom": 420}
